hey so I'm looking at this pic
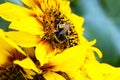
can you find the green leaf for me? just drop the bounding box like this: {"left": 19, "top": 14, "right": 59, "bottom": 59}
{"left": 0, "top": 0, "right": 5, "bottom": 4}
{"left": 5, "top": 0, "right": 23, "bottom": 5}
{"left": 0, "top": 17, "right": 10, "bottom": 31}
{"left": 100, "top": 0, "right": 120, "bottom": 29}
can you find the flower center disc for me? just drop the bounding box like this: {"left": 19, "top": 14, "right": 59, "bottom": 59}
{"left": 42, "top": 8, "right": 79, "bottom": 50}
{"left": 0, "top": 64, "right": 25, "bottom": 80}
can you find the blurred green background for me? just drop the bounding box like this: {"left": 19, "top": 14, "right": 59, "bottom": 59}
{"left": 0, "top": 0, "right": 120, "bottom": 66}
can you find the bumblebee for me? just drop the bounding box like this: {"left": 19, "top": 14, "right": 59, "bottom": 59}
{"left": 53, "top": 23, "right": 71, "bottom": 44}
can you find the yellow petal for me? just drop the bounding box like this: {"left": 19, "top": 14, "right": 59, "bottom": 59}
{"left": 101, "top": 63, "right": 120, "bottom": 80}
{"left": 81, "top": 60, "right": 103, "bottom": 80}
{"left": 0, "top": 2, "right": 31, "bottom": 21}
{"left": 91, "top": 47, "right": 102, "bottom": 58}
{"left": 65, "top": 69, "right": 86, "bottom": 80}
{"left": 43, "top": 71, "right": 66, "bottom": 80}
{"left": 47, "top": 0, "right": 57, "bottom": 8}
{"left": 22, "top": 69, "right": 36, "bottom": 79}
{"left": 35, "top": 41, "right": 55, "bottom": 66}
{"left": 5, "top": 31, "right": 41, "bottom": 47}
{"left": 60, "top": 0, "right": 71, "bottom": 16}
{"left": 14, "top": 58, "right": 41, "bottom": 73}
{"left": 32, "top": 5, "right": 44, "bottom": 16}
{"left": 0, "top": 29, "right": 26, "bottom": 55}
{"left": 9, "top": 17, "right": 44, "bottom": 35}
{"left": 101, "top": 63, "right": 120, "bottom": 74}
{"left": 0, "top": 30, "right": 26, "bottom": 67}
{"left": 23, "top": 47, "right": 35, "bottom": 59}
{"left": 89, "top": 39, "right": 103, "bottom": 58}
{"left": 70, "top": 13, "right": 84, "bottom": 36}
{"left": 89, "top": 39, "right": 96, "bottom": 45}
{"left": 21, "top": 0, "right": 36, "bottom": 7}
{"left": 80, "top": 38, "right": 102, "bottom": 59}
{"left": 71, "top": 13, "right": 84, "bottom": 29}
{"left": 0, "top": 37, "right": 12, "bottom": 66}
{"left": 48, "top": 45, "right": 87, "bottom": 72}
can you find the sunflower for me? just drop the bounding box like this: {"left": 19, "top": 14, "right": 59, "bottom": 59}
{"left": 14, "top": 37, "right": 99, "bottom": 80}
{"left": 0, "top": 0, "right": 84, "bottom": 54}
{"left": 0, "top": 30, "right": 40, "bottom": 80}
{"left": 2, "top": 0, "right": 120, "bottom": 80}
